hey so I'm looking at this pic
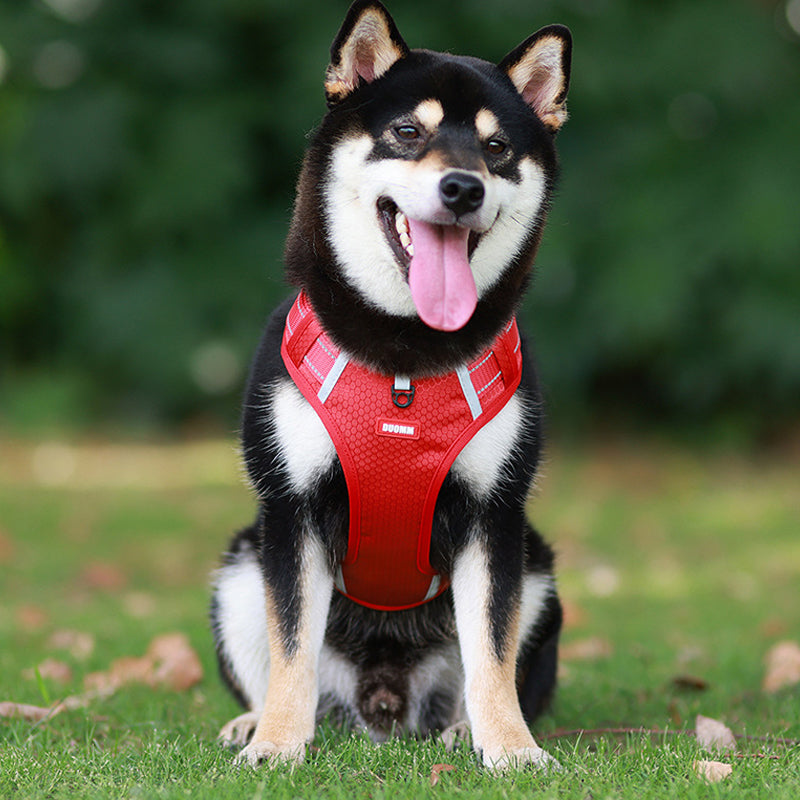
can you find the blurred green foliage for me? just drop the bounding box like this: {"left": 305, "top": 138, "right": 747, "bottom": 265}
{"left": 0, "top": 0, "right": 798, "bottom": 435}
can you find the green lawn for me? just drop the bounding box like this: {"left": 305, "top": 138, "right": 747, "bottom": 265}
{"left": 1, "top": 435, "right": 798, "bottom": 798}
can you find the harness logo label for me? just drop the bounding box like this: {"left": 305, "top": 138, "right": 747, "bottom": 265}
{"left": 376, "top": 418, "right": 421, "bottom": 440}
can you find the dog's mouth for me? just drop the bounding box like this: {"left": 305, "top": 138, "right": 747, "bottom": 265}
{"left": 377, "top": 198, "right": 481, "bottom": 331}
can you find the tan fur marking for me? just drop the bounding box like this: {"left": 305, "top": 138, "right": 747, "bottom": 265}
{"left": 475, "top": 108, "right": 500, "bottom": 140}
{"left": 240, "top": 537, "right": 332, "bottom": 764}
{"left": 398, "top": 148, "right": 488, "bottom": 178}
{"left": 247, "top": 592, "right": 316, "bottom": 750}
{"left": 464, "top": 604, "right": 536, "bottom": 755}
{"left": 414, "top": 98, "right": 444, "bottom": 131}
{"left": 410, "top": 150, "right": 449, "bottom": 171}
{"left": 250, "top": 654, "right": 316, "bottom": 749}
{"left": 452, "top": 539, "right": 547, "bottom": 768}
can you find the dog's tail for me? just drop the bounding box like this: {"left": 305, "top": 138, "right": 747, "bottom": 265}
{"left": 356, "top": 662, "right": 408, "bottom": 738}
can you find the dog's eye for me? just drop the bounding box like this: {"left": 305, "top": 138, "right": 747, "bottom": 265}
{"left": 395, "top": 125, "right": 421, "bottom": 141}
{"left": 486, "top": 139, "right": 507, "bottom": 155}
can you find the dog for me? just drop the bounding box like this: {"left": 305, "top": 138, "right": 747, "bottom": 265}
{"left": 210, "top": 0, "right": 571, "bottom": 771}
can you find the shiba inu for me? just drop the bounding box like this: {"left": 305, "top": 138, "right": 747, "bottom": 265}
{"left": 210, "top": 0, "right": 571, "bottom": 771}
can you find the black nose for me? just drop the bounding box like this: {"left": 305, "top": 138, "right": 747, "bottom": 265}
{"left": 439, "top": 172, "right": 485, "bottom": 217}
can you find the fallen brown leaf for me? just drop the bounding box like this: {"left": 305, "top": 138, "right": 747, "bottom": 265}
{"left": 695, "top": 715, "right": 736, "bottom": 753}
{"left": 16, "top": 605, "right": 49, "bottom": 631}
{"left": 108, "top": 656, "right": 155, "bottom": 687}
{"left": 693, "top": 759, "right": 732, "bottom": 783}
{"left": 560, "top": 636, "right": 613, "bottom": 661}
{"left": 123, "top": 591, "right": 156, "bottom": 619}
{"left": 760, "top": 618, "right": 788, "bottom": 638}
{"left": 671, "top": 674, "right": 708, "bottom": 692}
{"left": 429, "top": 763, "right": 456, "bottom": 787}
{"left": 48, "top": 630, "right": 95, "bottom": 661}
{"left": 0, "top": 701, "right": 59, "bottom": 722}
{"left": 0, "top": 528, "right": 13, "bottom": 563}
{"left": 560, "top": 600, "right": 586, "bottom": 629}
{"left": 82, "top": 669, "right": 116, "bottom": 695}
{"left": 3, "top": 632, "right": 204, "bottom": 732}
{"left": 80, "top": 561, "right": 128, "bottom": 591}
{"left": 83, "top": 632, "right": 203, "bottom": 694}
{"left": 763, "top": 640, "right": 800, "bottom": 693}
{"left": 22, "top": 659, "right": 73, "bottom": 685}
{"left": 147, "top": 632, "right": 204, "bottom": 691}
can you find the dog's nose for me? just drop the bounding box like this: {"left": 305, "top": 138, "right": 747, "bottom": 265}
{"left": 439, "top": 172, "right": 485, "bottom": 217}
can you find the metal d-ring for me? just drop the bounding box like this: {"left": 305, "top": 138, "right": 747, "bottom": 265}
{"left": 392, "top": 375, "right": 415, "bottom": 408}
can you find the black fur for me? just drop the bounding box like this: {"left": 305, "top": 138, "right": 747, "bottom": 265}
{"left": 286, "top": 50, "right": 562, "bottom": 376}
{"left": 210, "top": 0, "right": 571, "bottom": 751}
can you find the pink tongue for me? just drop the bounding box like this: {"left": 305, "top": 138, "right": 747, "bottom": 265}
{"left": 407, "top": 218, "right": 477, "bottom": 331}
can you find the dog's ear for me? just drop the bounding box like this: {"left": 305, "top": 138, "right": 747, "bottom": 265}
{"left": 325, "top": 1, "right": 409, "bottom": 106}
{"left": 499, "top": 25, "right": 572, "bottom": 133}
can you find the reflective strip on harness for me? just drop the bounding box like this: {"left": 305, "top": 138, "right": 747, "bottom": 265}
{"left": 281, "top": 291, "right": 523, "bottom": 611}
{"left": 318, "top": 352, "right": 349, "bottom": 402}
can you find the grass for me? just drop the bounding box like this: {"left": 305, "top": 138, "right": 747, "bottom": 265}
{"left": 1, "top": 433, "right": 798, "bottom": 798}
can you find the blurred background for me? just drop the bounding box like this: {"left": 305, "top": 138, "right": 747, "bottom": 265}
{"left": 1, "top": 0, "right": 798, "bottom": 444}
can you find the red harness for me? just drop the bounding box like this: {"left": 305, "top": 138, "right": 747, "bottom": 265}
{"left": 281, "top": 292, "right": 523, "bottom": 611}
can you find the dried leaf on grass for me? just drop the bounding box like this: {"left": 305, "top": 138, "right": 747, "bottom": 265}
{"left": 763, "top": 640, "right": 800, "bottom": 693}
{"left": 84, "top": 633, "right": 203, "bottom": 693}
{"left": 147, "top": 632, "right": 204, "bottom": 691}
{"left": 80, "top": 561, "right": 128, "bottom": 591}
{"left": 0, "top": 528, "right": 14, "bottom": 563}
{"left": 84, "top": 656, "right": 153, "bottom": 694}
{"left": 2, "top": 632, "right": 203, "bottom": 727}
{"left": 123, "top": 591, "right": 157, "bottom": 619}
{"left": 560, "top": 600, "right": 586, "bottom": 629}
{"left": 560, "top": 637, "right": 613, "bottom": 661}
{"left": 16, "top": 605, "right": 49, "bottom": 631}
{"left": 22, "top": 659, "right": 73, "bottom": 685}
{"left": 694, "top": 759, "right": 733, "bottom": 783}
{"left": 695, "top": 714, "right": 736, "bottom": 752}
{"left": 48, "top": 630, "right": 95, "bottom": 661}
{"left": 671, "top": 674, "right": 708, "bottom": 692}
{"left": 429, "top": 763, "right": 456, "bottom": 786}
{"left": 0, "top": 701, "right": 58, "bottom": 722}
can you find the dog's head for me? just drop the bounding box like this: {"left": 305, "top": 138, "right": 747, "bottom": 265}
{"left": 286, "top": 1, "right": 571, "bottom": 368}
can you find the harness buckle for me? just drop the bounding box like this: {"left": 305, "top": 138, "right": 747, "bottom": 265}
{"left": 392, "top": 375, "right": 415, "bottom": 408}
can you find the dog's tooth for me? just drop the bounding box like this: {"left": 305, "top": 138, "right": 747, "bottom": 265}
{"left": 406, "top": 242, "right": 414, "bottom": 257}
{"left": 395, "top": 211, "right": 408, "bottom": 235}
{"left": 399, "top": 231, "right": 411, "bottom": 248}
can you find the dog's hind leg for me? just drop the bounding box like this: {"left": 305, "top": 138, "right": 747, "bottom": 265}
{"left": 210, "top": 529, "right": 271, "bottom": 746}
{"left": 517, "top": 589, "right": 561, "bottom": 723}
{"left": 515, "top": 523, "right": 562, "bottom": 722}
{"left": 236, "top": 529, "right": 333, "bottom": 767}
{"left": 451, "top": 535, "right": 559, "bottom": 771}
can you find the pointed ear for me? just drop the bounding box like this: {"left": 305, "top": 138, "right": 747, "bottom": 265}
{"left": 498, "top": 25, "right": 572, "bottom": 133}
{"left": 325, "top": 1, "right": 410, "bottom": 106}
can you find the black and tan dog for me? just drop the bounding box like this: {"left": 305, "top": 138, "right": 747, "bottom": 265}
{"left": 210, "top": 0, "right": 571, "bottom": 770}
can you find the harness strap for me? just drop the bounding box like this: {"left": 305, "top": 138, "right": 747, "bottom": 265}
{"left": 281, "top": 291, "right": 523, "bottom": 611}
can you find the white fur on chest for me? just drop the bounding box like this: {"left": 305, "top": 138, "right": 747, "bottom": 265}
{"left": 450, "top": 392, "right": 523, "bottom": 497}
{"left": 268, "top": 377, "right": 524, "bottom": 499}
{"left": 269, "top": 379, "right": 337, "bottom": 494}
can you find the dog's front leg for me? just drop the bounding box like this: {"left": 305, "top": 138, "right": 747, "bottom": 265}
{"left": 237, "top": 532, "right": 333, "bottom": 767}
{"left": 451, "top": 536, "right": 558, "bottom": 771}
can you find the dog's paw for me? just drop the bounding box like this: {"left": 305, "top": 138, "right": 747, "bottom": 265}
{"left": 235, "top": 739, "right": 306, "bottom": 768}
{"left": 482, "top": 745, "right": 561, "bottom": 772}
{"left": 440, "top": 720, "right": 471, "bottom": 751}
{"left": 218, "top": 711, "right": 259, "bottom": 748}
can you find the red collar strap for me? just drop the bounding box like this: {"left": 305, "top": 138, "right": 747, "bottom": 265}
{"left": 281, "top": 291, "right": 523, "bottom": 611}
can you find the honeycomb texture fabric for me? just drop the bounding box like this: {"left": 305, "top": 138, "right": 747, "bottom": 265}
{"left": 281, "top": 292, "right": 523, "bottom": 611}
